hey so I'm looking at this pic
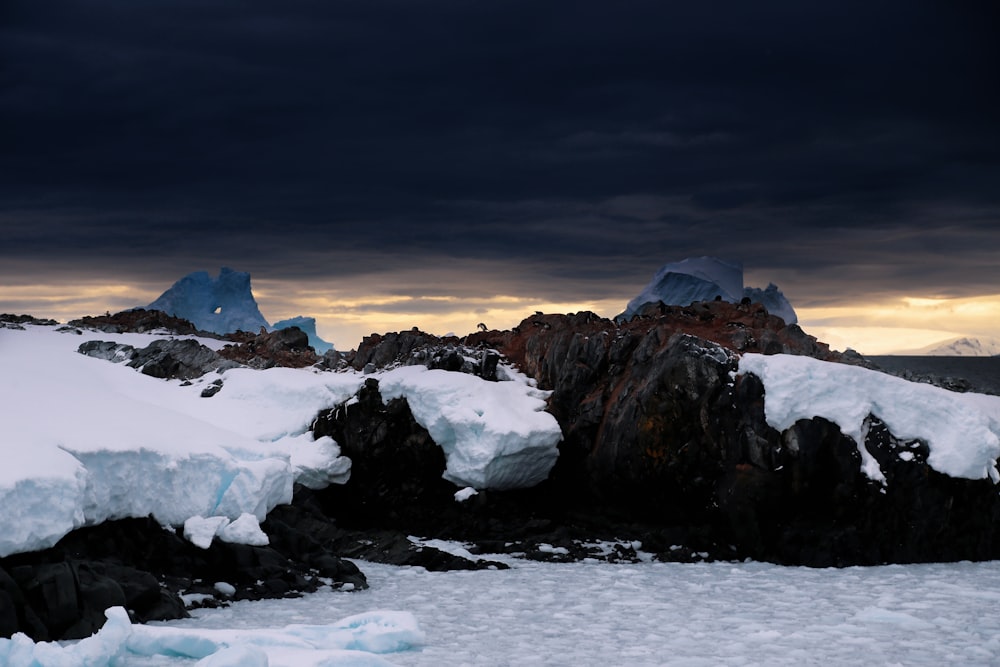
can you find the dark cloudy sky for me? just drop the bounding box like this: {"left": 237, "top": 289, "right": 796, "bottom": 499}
{"left": 1, "top": 0, "right": 998, "bottom": 351}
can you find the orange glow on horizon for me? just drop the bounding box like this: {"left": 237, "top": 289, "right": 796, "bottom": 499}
{"left": 3, "top": 280, "right": 998, "bottom": 355}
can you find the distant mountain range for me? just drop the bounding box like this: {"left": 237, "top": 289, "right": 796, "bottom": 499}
{"left": 895, "top": 336, "right": 1000, "bottom": 357}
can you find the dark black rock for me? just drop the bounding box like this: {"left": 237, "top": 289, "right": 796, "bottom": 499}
{"left": 312, "top": 378, "right": 457, "bottom": 527}
{"left": 78, "top": 340, "right": 136, "bottom": 363}
{"left": 0, "top": 513, "right": 369, "bottom": 641}
{"left": 318, "top": 310, "right": 1000, "bottom": 568}
{"left": 128, "top": 338, "right": 235, "bottom": 379}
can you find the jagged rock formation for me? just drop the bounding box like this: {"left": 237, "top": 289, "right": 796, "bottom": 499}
{"left": 75, "top": 312, "right": 321, "bottom": 377}
{"left": 219, "top": 326, "right": 319, "bottom": 369}
{"left": 314, "top": 301, "right": 1000, "bottom": 566}
{"left": 79, "top": 338, "right": 240, "bottom": 380}
{"left": 69, "top": 309, "right": 218, "bottom": 337}
{"left": 349, "top": 329, "right": 501, "bottom": 379}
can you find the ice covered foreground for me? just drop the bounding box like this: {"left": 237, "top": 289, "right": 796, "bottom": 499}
{"left": 0, "top": 606, "right": 423, "bottom": 667}
{"left": 619, "top": 256, "right": 798, "bottom": 324}
{"left": 0, "top": 325, "right": 562, "bottom": 557}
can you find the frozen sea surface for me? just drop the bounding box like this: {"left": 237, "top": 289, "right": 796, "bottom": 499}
{"left": 155, "top": 556, "right": 1000, "bottom": 666}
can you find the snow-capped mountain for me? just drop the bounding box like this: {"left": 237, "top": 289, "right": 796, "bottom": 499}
{"left": 909, "top": 336, "right": 1000, "bottom": 357}
{"left": 617, "top": 256, "right": 798, "bottom": 324}
{"left": 145, "top": 267, "right": 271, "bottom": 335}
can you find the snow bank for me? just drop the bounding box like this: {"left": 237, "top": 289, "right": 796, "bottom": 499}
{"left": 0, "top": 325, "right": 361, "bottom": 557}
{"left": 0, "top": 324, "right": 564, "bottom": 557}
{"left": 0, "top": 606, "right": 423, "bottom": 667}
{"left": 739, "top": 353, "right": 1000, "bottom": 482}
{"left": 377, "top": 366, "right": 562, "bottom": 489}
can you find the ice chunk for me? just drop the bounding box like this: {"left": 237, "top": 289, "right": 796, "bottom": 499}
{"left": 377, "top": 366, "right": 562, "bottom": 489}
{"left": 218, "top": 513, "right": 269, "bottom": 546}
{"left": 185, "top": 515, "right": 232, "bottom": 549}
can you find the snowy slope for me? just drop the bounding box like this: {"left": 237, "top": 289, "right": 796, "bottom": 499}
{"left": 0, "top": 325, "right": 562, "bottom": 557}
{"left": 739, "top": 353, "right": 1000, "bottom": 483}
{"left": 905, "top": 336, "right": 1000, "bottom": 357}
{"left": 0, "top": 325, "right": 360, "bottom": 557}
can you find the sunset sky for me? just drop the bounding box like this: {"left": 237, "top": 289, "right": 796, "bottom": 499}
{"left": 1, "top": 1, "right": 997, "bottom": 353}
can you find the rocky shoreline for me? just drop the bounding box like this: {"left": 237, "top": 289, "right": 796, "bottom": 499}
{"left": 2, "top": 306, "right": 999, "bottom": 642}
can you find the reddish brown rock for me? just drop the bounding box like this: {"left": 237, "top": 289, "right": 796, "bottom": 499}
{"left": 218, "top": 326, "right": 319, "bottom": 369}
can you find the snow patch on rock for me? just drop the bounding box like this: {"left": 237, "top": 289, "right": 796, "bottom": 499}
{"left": 377, "top": 366, "right": 562, "bottom": 490}
{"left": 739, "top": 353, "right": 1000, "bottom": 483}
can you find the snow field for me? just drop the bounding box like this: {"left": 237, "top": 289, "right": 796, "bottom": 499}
{"left": 0, "top": 325, "right": 563, "bottom": 557}
{"left": 0, "top": 326, "right": 362, "bottom": 556}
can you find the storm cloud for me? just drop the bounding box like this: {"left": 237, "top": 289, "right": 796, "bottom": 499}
{"left": 1, "top": 0, "right": 998, "bottom": 344}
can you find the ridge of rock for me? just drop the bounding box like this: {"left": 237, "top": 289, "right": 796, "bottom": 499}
{"left": 314, "top": 301, "right": 1000, "bottom": 567}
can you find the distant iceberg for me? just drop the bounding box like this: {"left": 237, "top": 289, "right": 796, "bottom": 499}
{"left": 146, "top": 267, "right": 271, "bottom": 335}
{"left": 618, "top": 256, "right": 797, "bottom": 325}
{"left": 273, "top": 315, "right": 334, "bottom": 353}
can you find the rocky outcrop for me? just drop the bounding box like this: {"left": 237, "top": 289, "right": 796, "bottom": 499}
{"left": 219, "top": 326, "right": 319, "bottom": 369}
{"left": 69, "top": 308, "right": 220, "bottom": 337}
{"left": 314, "top": 302, "right": 1000, "bottom": 567}
{"left": 312, "top": 378, "right": 458, "bottom": 525}
{"left": 76, "top": 319, "right": 323, "bottom": 379}
{"left": 1, "top": 314, "right": 59, "bottom": 329}
{"left": 78, "top": 338, "right": 239, "bottom": 380}
{"left": 348, "top": 329, "right": 500, "bottom": 379}
{"left": 0, "top": 515, "right": 367, "bottom": 641}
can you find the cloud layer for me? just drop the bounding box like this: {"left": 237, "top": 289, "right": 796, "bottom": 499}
{"left": 1, "top": 1, "right": 997, "bottom": 350}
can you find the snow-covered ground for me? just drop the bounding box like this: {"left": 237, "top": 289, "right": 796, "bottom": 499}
{"left": 0, "top": 324, "right": 562, "bottom": 556}
{"left": 69, "top": 554, "right": 1000, "bottom": 666}
{"left": 5, "top": 322, "right": 1000, "bottom": 665}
